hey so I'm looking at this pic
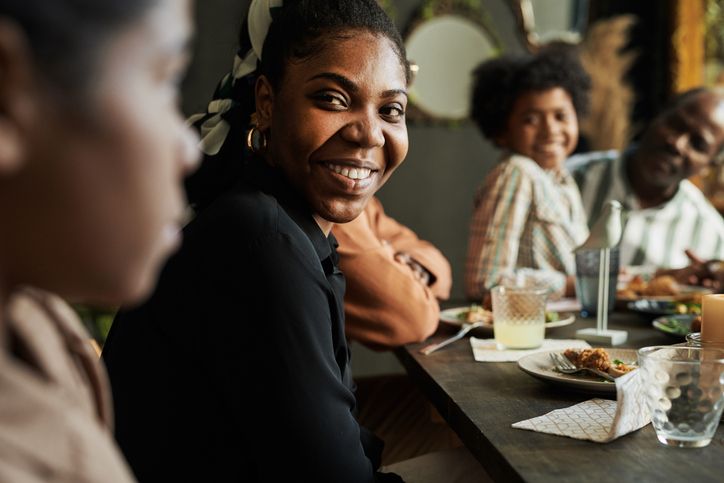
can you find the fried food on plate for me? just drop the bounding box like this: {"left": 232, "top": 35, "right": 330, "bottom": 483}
{"left": 563, "top": 348, "right": 636, "bottom": 378}
{"left": 642, "top": 275, "right": 680, "bottom": 296}
{"left": 617, "top": 274, "right": 682, "bottom": 298}
{"left": 457, "top": 305, "right": 493, "bottom": 324}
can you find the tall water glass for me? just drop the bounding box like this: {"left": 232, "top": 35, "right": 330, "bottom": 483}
{"left": 575, "top": 247, "right": 619, "bottom": 316}
{"left": 491, "top": 286, "right": 547, "bottom": 350}
{"left": 638, "top": 346, "right": 724, "bottom": 448}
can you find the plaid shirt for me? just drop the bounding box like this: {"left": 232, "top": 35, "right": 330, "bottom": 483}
{"left": 568, "top": 150, "right": 724, "bottom": 268}
{"left": 465, "top": 154, "right": 589, "bottom": 300}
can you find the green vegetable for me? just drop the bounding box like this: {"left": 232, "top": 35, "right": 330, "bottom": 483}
{"left": 545, "top": 311, "right": 559, "bottom": 323}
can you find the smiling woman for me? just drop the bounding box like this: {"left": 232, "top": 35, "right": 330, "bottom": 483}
{"left": 100, "top": 1, "right": 413, "bottom": 481}
{"left": 256, "top": 30, "right": 409, "bottom": 230}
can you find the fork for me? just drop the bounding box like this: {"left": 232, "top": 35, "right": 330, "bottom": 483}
{"left": 549, "top": 352, "right": 616, "bottom": 382}
{"left": 419, "top": 322, "right": 484, "bottom": 355}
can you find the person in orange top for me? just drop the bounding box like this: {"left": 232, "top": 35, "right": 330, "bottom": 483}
{"left": 333, "top": 197, "right": 452, "bottom": 350}
{"left": 334, "top": 197, "right": 458, "bottom": 466}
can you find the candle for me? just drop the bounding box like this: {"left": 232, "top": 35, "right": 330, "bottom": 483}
{"left": 701, "top": 294, "right": 724, "bottom": 343}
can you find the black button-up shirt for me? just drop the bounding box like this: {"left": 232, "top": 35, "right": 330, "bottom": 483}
{"left": 103, "top": 159, "right": 400, "bottom": 482}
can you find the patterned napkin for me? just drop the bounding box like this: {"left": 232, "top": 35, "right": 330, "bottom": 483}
{"left": 511, "top": 369, "right": 651, "bottom": 442}
{"left": 469, "top": 338, "right": 590, "bottom": 362}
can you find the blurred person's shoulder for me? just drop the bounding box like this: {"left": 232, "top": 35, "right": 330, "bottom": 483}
{"left": 0, "top": 287, "right": 135, "bottom": 482}
{"left": 678, "top": 180, "right": 724, "bottom": 224}
{"left": 566, "top": 149, "right": 619, "bottom": 174}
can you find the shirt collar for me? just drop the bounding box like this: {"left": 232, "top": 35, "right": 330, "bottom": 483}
{"left": 609, "top": 148, "right": 640, "bottom": 210}
{"left": 243, "top": 157, "right": 334, "bottom": 263}
{"left": 507, "top": 152, "right": 572, "bottom": 183}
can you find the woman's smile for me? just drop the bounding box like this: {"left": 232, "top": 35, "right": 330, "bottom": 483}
{"left": 321, "top": 161, "right": 379, "bottom": 192}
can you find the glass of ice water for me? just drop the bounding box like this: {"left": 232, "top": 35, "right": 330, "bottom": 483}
{"left": 638, "top": 346, "right": 724, "bottom": 448}
{"left": 491, "top": 286, "right": 547, "bottom": 350}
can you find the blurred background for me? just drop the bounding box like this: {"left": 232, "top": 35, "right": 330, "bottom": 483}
{"left": 81, "top": 0, "right": 723, "bottom": 374}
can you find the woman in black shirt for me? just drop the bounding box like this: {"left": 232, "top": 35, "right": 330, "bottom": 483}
{"left": 102, "top": 1, "right": 409, "bottom": 481}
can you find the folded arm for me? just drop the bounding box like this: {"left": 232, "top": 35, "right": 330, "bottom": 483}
{"left": 335, "top": 198, "right": 452, "bottom": 349}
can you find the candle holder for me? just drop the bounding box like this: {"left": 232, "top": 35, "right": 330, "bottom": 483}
{"left": 686, "top": 332, "right": 724, "bottom": 348}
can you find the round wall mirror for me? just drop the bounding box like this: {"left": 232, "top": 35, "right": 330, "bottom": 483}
{"left": 511, "top": 0, "right": 590, "bottom": 51}
{"left": 406, "top": 15, "right": 498, "bottom": 121}
{"left": 404, "top": 2, "right": 502, "bottom": 122}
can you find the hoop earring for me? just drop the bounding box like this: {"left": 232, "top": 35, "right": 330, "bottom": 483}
{"left": 246, "top": 126, "right": 268, "bottom": 154}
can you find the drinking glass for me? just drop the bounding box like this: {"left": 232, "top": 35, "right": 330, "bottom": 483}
{"left": 491, "top": 286, "right": 547, "bottom": 350}
{"left": 638, "top": 345, "right": 724, "bottom": 448}
{"left": 574, "top": 247, "right": 619, "bottom": 316}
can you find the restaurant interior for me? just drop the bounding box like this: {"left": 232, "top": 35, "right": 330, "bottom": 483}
{"left": 60, "top": 0, "right": 724, "bottom": 480}
{"left": 176, "top": 0, "right": 724, "bottom": 378}
{"left": 121, "top": 2, "right": 723, "bottom": 478}
{"left": 10, "top": 0, "right": 724, "bottom": 479}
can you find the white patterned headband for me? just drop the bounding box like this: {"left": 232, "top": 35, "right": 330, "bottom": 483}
{"left": 187, "top": 0, "right": 284, "bottom": 156}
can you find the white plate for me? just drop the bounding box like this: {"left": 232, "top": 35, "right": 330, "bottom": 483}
{"left": 439, "top": 307, "right": 576, "bottom": 333}
{"left": 517, "top": 348, "right": 638, "bottom": 394}
{"left": 651, "top": 314, "right": 696, "bottom": 338}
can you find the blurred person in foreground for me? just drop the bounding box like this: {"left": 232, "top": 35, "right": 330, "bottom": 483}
{"left": 0, "top": 0, "right": 198, "bottom": 480}
{"left": 465, "top": 45, "right": 591, "bottom": 302}
{"left": 569, "top": 87, "right": 724, "bottom": 269}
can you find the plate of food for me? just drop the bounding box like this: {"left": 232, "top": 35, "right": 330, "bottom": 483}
{"left": 626, "top": 299, "right": 702, "bottom": 316}
{"left": 439, "top": 305, "right": 576, "bottom": 334}
{"left": 617, "top": 274, "right": 711, "bottom": 303}
{"left": 652, "top": 314, "right": 700, "bottom": 338}
{"left": 518, "top": 347, "right": 638, "bottom": 394}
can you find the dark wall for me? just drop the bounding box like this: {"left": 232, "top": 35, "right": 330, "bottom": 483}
{"left": 181, "top": 0, "right": 528, "bottom": 301}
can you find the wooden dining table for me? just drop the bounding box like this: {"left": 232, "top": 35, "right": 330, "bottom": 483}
{"left": 395, "top": 309, "right": 724, "bottom": 483}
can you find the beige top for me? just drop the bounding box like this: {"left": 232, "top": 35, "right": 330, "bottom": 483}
{"left": 0, "top": 287, "right": 135, "bottom": 482}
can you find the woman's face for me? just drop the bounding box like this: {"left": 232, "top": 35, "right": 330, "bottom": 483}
{"left": 256, "top": 31, "right": 409, "bottom": 233}
{"left": 0, "top": 0, "right": 198, "bottom": 304}
{"left": 497, "top": 87, "right": 579, "bottom": 170}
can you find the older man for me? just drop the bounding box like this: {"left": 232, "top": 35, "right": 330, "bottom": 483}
{"left": 568, "top": 87, "right": 724, "bottom": 269}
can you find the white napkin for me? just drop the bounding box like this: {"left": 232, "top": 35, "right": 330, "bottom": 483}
{"left": 511, "top": 369, "right": 651, "bottom": 442}
{"left": 469, "top": 338, "right": 590, "bottom": 362}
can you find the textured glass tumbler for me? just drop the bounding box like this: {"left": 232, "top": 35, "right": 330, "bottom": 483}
{"left": 491, "top": 286, "right": 547, "bottom": 350}
{"left": 638, "top": 346, "right": 724, "bottom": 448}
{"left": 574, "top": 247, "right": 620, "bottom": 316}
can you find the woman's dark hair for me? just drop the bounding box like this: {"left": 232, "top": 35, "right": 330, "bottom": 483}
{"left": 0, "top": 0, "right": 155, "bottom": 94}
{"left": 186, "top": 0, "right": 408, "bottom": 210}
{"left": 259, "top": 0, "right": 409, "bottom": 90}
{"left": 470, "top": 44, "right": 591, "bottom": 143}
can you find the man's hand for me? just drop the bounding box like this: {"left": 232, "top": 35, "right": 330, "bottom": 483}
{"left": 394, "top": 252, "right": 431, "bottom": 286}
{"left": 656, "top": 250, "right": 723, "bottom": 291}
